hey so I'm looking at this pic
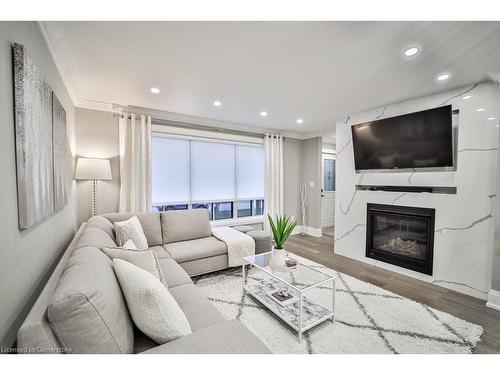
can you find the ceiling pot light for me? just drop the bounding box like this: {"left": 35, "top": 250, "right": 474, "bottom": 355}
{"left": 213, "top": 100, "right": 222, "bottom": 107}
{"left": 437, "top": 73, "right": 450, "bottom": 81}
{"left": 488, "top": 117, "right": 496, "bottom": 120}
{"left": 296, "top": 118, "right": 304, "bottom": 124}
{"left": 150, "top": 87, "right": 160, "bottom": 94}
{"left": 462, "top": 95, "right": 472, "bottom": 100}
{"left": 260, "top": 111, "right": 268, "bottom": 117}
{"left": 403, "top": 47, "right": 419, "bottom": 57}
{"left": 477, "top": 108, "right": 485, "bottom": 112}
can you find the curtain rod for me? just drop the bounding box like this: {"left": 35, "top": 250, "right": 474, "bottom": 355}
{"left": 113, "top": 113, "right": 287, "bottom": 140}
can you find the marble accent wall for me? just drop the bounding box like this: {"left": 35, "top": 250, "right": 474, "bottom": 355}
{"left": 334, "top": 82, "right": 500, "bottom": 300}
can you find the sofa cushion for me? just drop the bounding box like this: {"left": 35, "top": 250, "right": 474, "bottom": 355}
{"left": 133, "top": 330, "right": 157, "bottom": 354}
{"left": 140, "top": 320, "right": 271, "bottom": 354}
{"left": 178, "top": 254, "right": 228, "bottom": 277}
{"left": 75, "top": 227, "right": 116, "bottom": 249}
{"left": 157, "top": 258, "right": 193, "bottom": 288}
{"left": 163, "top": 237, "right": 227, "bottom": 263}
{"left": 113, "top": 259, "right": 192, "bottom": 344}
{"left": 86, "top": 215, "right": 115, "bottom": 240}
{"left": 47, "top": 246, "right": 134, "bottom": 354}
{"left": 102, "top": 212, "right": 163, "bottom": 246}
{"left": 161, "top": 209, "right": 212, "bottom": 243}
{"left": 149, "top": 245, "right": 170, "bottom": 259}
{"left": 168, "top": 284, "right": 225, "bottom": 331}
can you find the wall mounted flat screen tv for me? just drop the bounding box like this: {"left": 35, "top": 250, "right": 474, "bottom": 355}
{"left": 351, "top": 105, "right": 453, "bottom": 171}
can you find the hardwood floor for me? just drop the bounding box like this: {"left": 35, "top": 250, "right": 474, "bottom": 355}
{"left": 286, "top": 233, "right": 500, "bottom": 354}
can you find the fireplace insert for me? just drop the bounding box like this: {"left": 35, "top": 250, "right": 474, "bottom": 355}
{"left": 366, "top": 203, "right": 435, "bottom": 275}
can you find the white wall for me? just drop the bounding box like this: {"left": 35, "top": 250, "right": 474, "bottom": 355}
{"left": 0, "top": 22, "right": 77, "bottom": 347}
{"left": 75, "top": 108, "right": 120, "bottom": 225}
{"left": 283, "top": 138, "right": 303, "bottom": 223}
{"left": 335, "top": 82, "right": 500, "bottom": 300}
{"left": 302, "top": 137, "right": 322, "bottom": 230}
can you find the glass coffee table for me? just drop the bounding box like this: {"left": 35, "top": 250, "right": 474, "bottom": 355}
{"left": 242, "top": 251, "right": 336, "bottom": 342}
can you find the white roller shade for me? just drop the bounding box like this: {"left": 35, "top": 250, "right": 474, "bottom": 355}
{"left": 191, "top": 141, "right": 235, "bottom": 201}
{"left": 152, "top": 137, "right": 190, "bottom": 204}
{"left": 236, "top": 145, "right": 265, "bottom": 199}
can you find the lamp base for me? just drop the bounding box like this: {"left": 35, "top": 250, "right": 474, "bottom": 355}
{"left": 91, "top": 179, "right": 98, "bottom": 217}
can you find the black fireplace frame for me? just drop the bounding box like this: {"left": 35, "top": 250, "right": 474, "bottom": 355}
{"left": 365, "top": 203, "right": 435, "bottom": 275}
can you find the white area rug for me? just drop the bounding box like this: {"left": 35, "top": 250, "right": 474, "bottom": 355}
{"left": 194, "top": 255, "right": 483, "bottom": 354}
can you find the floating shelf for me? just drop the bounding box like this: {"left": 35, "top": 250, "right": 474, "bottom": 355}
{"left": 356, "top": 185, "right": 457, "bottom": 194}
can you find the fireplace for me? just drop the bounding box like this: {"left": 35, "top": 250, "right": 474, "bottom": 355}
{"left": 366, "top": 203, "right": 435, "bottom": 275}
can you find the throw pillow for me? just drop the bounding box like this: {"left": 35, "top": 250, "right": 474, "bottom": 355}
{"left": 102, "top": 247, "right": 168, "bottom": 287}
{"left": 113, "top": 259, "right": 192, "bottom": 344}
{"left": 122, "top": 239, "right": 138, "bottom": 250}
{"left": 114, "top": 216, "right": 148, "bottom": 250}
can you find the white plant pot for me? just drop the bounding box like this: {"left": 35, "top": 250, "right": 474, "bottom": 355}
{"left": 270, "top": 247, "right": 287, "bottom": 271}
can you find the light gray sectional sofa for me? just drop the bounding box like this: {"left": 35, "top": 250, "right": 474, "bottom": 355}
{"left": 17, "top": 209, "right": 270, "bottom": 354}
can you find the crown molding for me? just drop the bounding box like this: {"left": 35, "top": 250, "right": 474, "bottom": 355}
{"left": 78, "top": 98, "right": 121, "bottom": 113}
{"left": 38, "top": 21, "right": 83, "bottom": 107}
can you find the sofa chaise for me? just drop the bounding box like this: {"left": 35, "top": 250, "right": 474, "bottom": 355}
{"left": 17, "top": 209, "right": 270, "bottom": 354}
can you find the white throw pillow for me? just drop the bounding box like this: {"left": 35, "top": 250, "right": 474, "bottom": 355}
{"left": 122, "top": 239, "right": 138, "bottom": 250}
{"left": 101, "top": 247, "right": 168, "bottom": 287}
{"left": 113, "top": 259, "right": 191, "bottom": 344}
{"left": 113, "top": 216, "right": 148, "bottom": 250}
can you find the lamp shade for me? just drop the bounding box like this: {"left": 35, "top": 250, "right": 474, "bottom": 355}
{"left": 75, "top": 158, "right": 112, "bottom": 180}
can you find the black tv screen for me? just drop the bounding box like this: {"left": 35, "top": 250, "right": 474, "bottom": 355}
{"left": 351, "top": 105, "right": 453, "bottom": 171}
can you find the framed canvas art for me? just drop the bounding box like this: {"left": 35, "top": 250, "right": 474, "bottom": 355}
{"left": 13, "top": 43, "right": 55, "bottom": 229}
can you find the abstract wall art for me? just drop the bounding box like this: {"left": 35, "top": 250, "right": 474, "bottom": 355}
{"left": 52, "top": 93, "right": 67, "bottom": 211}
{"left": 13, "top": 43, "right": 67, "bottom": 229}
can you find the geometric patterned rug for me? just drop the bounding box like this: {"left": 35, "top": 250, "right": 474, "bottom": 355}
{"left": 193, "top": 255, "right": 483, "bottom": 354}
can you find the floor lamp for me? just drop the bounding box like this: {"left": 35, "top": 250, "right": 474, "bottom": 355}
{"left": 75, "top": 157, "right": 112, "bottom": 217}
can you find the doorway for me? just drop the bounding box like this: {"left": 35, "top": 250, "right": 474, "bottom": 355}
{"left": 321, "top": 152, "right": 335, "bottom": 236}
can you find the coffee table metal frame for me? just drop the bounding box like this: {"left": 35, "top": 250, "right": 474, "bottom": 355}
{"left": 242, "top": 251, "right": 336, "bottom": 343}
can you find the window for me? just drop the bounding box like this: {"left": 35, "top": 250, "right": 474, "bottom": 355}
{"left": 152, "top": 204, "right": 189, "bottom": 212}
{"left": 214, "top": 202, "right": 233, "bottom": 220}
{"left": 191, "top": 141, "right": 235, "bottom": 201}
{"left": 152, "top": 137, "right": 190, "bottom": 203}
{"left": 152, "top": 135, "right": 265, "bottom": 221}
{"left": 322, "top": 156, "right": 336, "bottom": 192}
{"left": 237, "top": 201, "right": 252, "bottom": 217}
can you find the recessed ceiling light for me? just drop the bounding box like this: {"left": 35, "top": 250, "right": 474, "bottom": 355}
{"left": 213, "top": 100, "right": 222, "bottom": 107}
{"left": 477, "top": 108, "right": 485, "bottom": 112}
{"left": 150, "top": 87, "right": 160, "bottom": 94}
{"left": 462, "top": 95, "right": 472, "bottom": 100}
{"left": 403, "top": 47, "right": 419, "bottom": 57}
{"left": 260, "top": 111, "right": 268, "bottom": 117}
{"left": 296, "top": 118, "right": 304, "bottom": 124}
{"left": 488, "top": 117, "right": 496, "bottom": 120}
{"left": 437, "top": 73, "right": 450, "bottom": 81}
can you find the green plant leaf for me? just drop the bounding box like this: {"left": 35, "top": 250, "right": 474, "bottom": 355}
{"left": 268, "top": 214, "right": 297, "bottom": 249}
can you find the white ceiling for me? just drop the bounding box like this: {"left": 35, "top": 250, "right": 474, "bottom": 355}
{"left": 42, "top": 21, "right": 500, "bottom": 137}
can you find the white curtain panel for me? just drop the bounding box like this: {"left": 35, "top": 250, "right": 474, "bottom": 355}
{"left": 264, "top": 133, "right": 284, "bottom": 231}
{"left": 118, "top": 113, "right": 152, "bottom": 212}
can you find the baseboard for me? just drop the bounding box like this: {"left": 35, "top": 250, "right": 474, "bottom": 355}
{"left": 486, "top": 289, "right": 500, "bottom": 311}
{"left": 290, "top": 225, "right": 322, "bottom": 237}
{"left": 306, "top": 226, "right": 322, "bottom": 237}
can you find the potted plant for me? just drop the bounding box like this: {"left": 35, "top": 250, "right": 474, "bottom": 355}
{"left": 268, "top": 214, "right": 298, "bottom": 270}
